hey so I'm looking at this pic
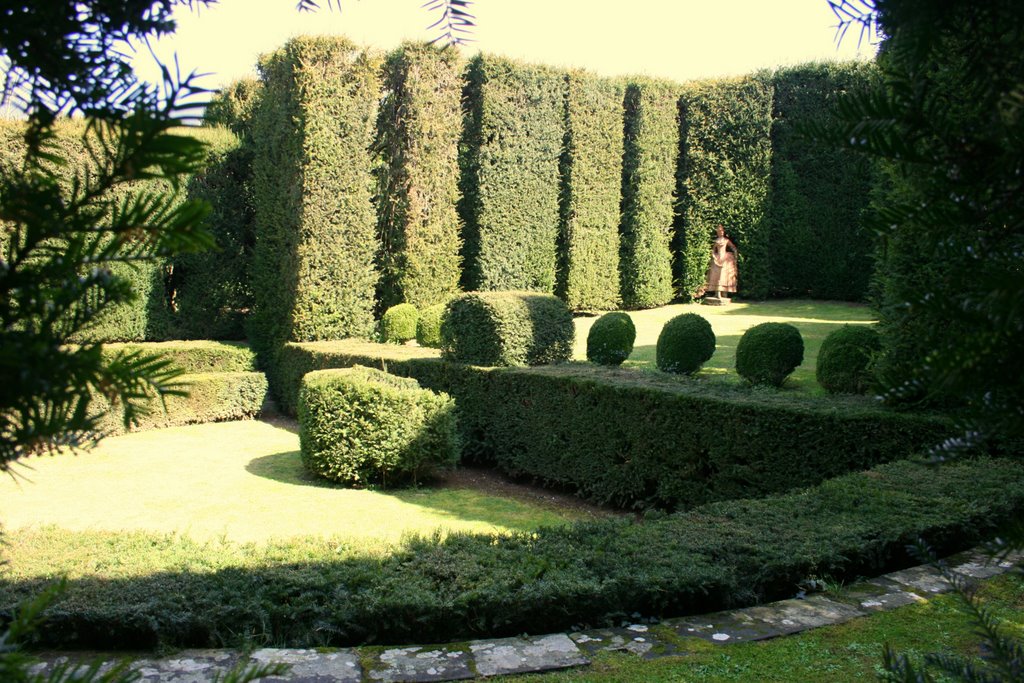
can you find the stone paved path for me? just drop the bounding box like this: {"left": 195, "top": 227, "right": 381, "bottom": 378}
{"left": 28, "top": 549, "right": 1020, "bottom": 682}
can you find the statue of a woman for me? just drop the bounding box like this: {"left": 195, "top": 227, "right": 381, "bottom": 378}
{"left": 704, "top": 225, "right": 738, "bottom": 302}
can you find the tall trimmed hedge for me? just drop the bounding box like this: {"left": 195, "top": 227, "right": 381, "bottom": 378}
{"left": 375, "top": 43, "right": 463, "bottom": 310}
{"left": 556, "top": 71, "right": 625, "bottom": 310}
{"left": 458, "top": 55, "right": 564, "bottom": 294}
{"left": 765, "top": 63, "right": 878, "bottom": 301}
{"left": 619, "top": 79, "right": 679, "bottom": 309}
{"left": 249, "top": 37, "right": 382, "bottom": 394}
{"left": 676, "top": 77, "right": 774, "bottom": 299}
{"left": 0, "top": 120, "right": 236, "bottom": 342}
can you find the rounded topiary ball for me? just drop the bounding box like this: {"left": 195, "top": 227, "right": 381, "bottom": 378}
{"left": 416, "top": 302, "right": 447, "bottom": 348}
{"left": 587, "top": 312, "right": 636, "bottom": 366}
{"left": 380, "top": 303, "right": 419, "bottom": 344}
{"left": 816, "top": 324, "right": 881, "bottom": 394}
{"left": 735, "top": 322, "right": 804, "bottom": 387}
{"left": 655, "top": 313, "right": 716, "bottom": 375}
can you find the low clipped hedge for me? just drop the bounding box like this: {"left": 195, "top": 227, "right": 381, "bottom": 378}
{"left": 735, "top": 322, "right": 805, "bottom": 387}
{"left": 816, "top": 324, "right": 881, "bottom": 394}
{"left": 93, "top": 341, "right": 265, "bottom": 434}
{"left": 440, "top": 291, "right": 574, "bottom": 367}
{"left": 94, "top": 371, "right": 267, "bottom": 435}
{"left": 379, "top": 303, "right": 419, "bottom": 343}
{"left": 298, "top": 367, "right": 458, "bottom": 487}
{"left": 416, "top": 302, "right": 447, "bottom": 348}
{"left": 586, "top": 312, "right": 636, "bottom": 366}
{"left": 655, "top": 313, "right": 716, "bottom": 375}
{"left": 4, "top": 457, "right": 1022, "bottom": 649}
{"left": 276, "top": 341, "right": 952, "bottom": 509}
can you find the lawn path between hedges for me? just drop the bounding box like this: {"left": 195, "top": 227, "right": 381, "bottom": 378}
{"left": 0, "top": 419, "right": 596, "bottom": 549}
{"left": 572, "top": 299, "right": 875, "bottom": 393}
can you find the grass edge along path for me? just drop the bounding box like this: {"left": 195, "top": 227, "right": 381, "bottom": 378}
{"left": 1, "top": 456, "right": 1022, "bottom": 650}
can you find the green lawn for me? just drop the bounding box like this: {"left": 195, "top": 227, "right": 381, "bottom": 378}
{"left": 572, "top": 299, "right": 875, "bottom": 393}
{"left": 499, "top": 573, "right": 1024, "bottom": 682}
{"left": 0, "top": 419, "right": 592, "bottom": 552}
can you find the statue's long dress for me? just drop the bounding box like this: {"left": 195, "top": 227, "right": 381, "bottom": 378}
{"left": 705, "top": 237, "right": 738, "bottom": 293}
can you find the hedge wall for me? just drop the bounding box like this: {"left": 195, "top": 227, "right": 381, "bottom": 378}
{"left": 0, "top": 120, "right": 237, "bottom": 342}
{"left": 618, "top": 78, "right": 679, "bottom": 309}
{"left": 249, "top": 37, "right": 382, "bottom": 394}
{"left": 676, "top": 77, "right": 774, "bottom": 300}
{"left": 173, "top": 120, "right": 255, "bottom": 340}
{"left": 765, "top": 63, "right": 878, "bottom": 301}
{"left": 458, "top": 55, "right": 563, "bottom": 294}
{"left": 556, "top": 71, "right": 625, "bottom": 310}
{"left": 6, "top": 456, "right": 1021, "bottom": 649}
{"left": 375, "top": 43, "right": 463, "bottom": 310}
{"left": 277, "top": 340, "right": 951, "bottom": 510}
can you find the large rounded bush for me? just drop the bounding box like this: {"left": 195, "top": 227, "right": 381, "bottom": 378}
{"left": 416, "top": 302, "right": 448, "bottom": 348}
{"left": 735, "top": 322, "right": 804, "bottom": 387}
{"left": 379, "top": 303, "right": 419, "bottom": 344}
{"left": 587, "top": 312, "right": 636, "bottom": 366}
{"left": 655, "top": 313, "right": 716, "bottom": 375}
{"left": 298, "top": 366, "right": 459, "bottom": 487}
{"left": 440, "top": 291, "right": 574, "bottom": 367}
{"left": 816, "top": 324, "right": 881, "bottom": 394}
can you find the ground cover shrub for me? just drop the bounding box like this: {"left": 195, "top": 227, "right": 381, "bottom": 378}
{"left": 736, "top": 322, "right": 804, "bottom": 387}
{"left": 764, "top": 63, "right": 878, "bottom": 301}
{"left": 676, "top": 77, "right": 774, "bottom": 299}
{"left": 379, "top": 303, "right": 419, "bottom": 343}
{"left": 655, "top": 312, "right": 715, "bottom": 375}
{"left": 277, "top": 341, "right": 951, "bottom": 509}
{"left": 375, "top": 43, "right": 463, "bottom": 310}
{"left": 249, "top": 37, "right": 382, "bottom": 395}
{"left": 298, "top": 366, "right": 458, "bottom": 487}
{"left": 458, "top": 55, "right": 563, "bottom": 293}
{"left": 816, "top": 325, "right": 881, "bottom": 394}
{"left": 556, "top": 71, "right": 625, "bottom": 311}
{"left": 440, "top": 292, "right": 573, "bottom": 367}
{"left": 416, "top": 302, "right": 448, "bottom": 348}
{"left": 3, "top": 457, "right": 1020, "bottom": 650}
{"left": 586, "top": 312, "right": 636, "bottom": 366}
{"left": 619, "top": 78, "right": 679, "bottom": 309}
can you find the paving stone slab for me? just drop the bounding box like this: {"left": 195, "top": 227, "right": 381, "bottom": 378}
{"left": 882, "top": 565, "right": 953, "bottom": 595}
{"left": 740, "top": 596, "right": 865, "bottom": 635}
{"left": 569, "top": 627, "right": 674, "bottom": 658}
{"left": 668, "top": 610, "right": 783, "bottom": 644}
{"left": 250, "top": 648, "right": 362, "bottom": 683}
{"left": 470, "top": 633, "right": 588, "bottom": 677}
{"left": 367, "top": 645, "right": 473, "bottom": 682}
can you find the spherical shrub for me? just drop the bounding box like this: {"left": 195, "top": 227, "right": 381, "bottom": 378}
{"left": 587, "top": 312, "right": 636, "bottom": 366}
{"left": 298, "top": 366, "right": 459, "bottom": 488}
{"left": 416, "top": 302, "right": 447, "bottom": 348}
{"left": 441, "top": 291, "right": 574, "bottom": 367}
{"left": 379, "top": 303, "right": 419, "bottom": 343}
{"left": 735, "top": 322, "right": 804, "bottom": 387}
{"left": 655, "top": 313, "right": 716, "bottom": 375}
{"left": 816, "top": 324, "right": 881, "bottom": 394}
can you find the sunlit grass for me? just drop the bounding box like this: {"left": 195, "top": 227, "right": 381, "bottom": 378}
{"left": 573, "top": 299, "right": 876, "bottom": 393}
{"left": 0, "top": 419, "right": 592, "bottom": 551}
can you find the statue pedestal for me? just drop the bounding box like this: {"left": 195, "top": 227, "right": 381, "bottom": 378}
{"left": 702, "top": 295, "right": 731, "bottom": 306}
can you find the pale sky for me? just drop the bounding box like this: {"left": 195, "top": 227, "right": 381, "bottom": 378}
{"left": 129, "top": 0, "right": 876, "bottom": 93}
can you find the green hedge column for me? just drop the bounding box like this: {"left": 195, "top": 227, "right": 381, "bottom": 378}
{"left": 677, "top": 77, "right": 774, "bottom": 299}
{"left": 376, "top": 43, "right": 463, "bottom": 310}
{"left": 250, "top": 37, "right": 382, "bottom": 387}
{"left": 557, "top": 71, "right": 625, "bottom": 311}
{"left": 458, "top": 55, "right": 563, "bottom": 294}
{"left": 619, "top": 78, "right": 679, "bottom": 309}
{"left": 766, "top": 62, "right": 878, "bottom": 301}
